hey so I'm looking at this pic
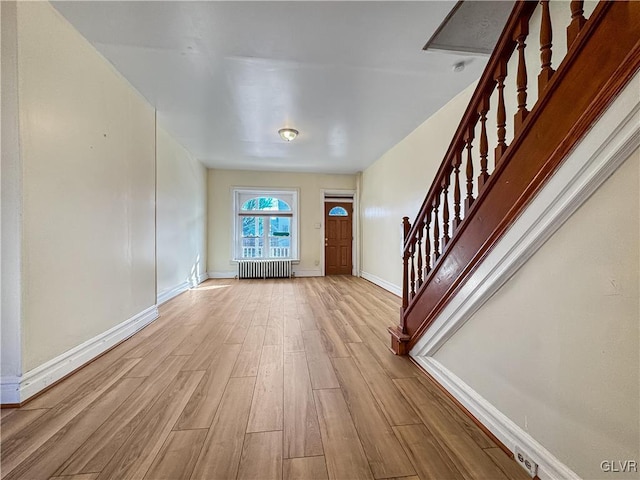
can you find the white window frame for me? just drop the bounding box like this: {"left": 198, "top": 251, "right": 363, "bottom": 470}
{"left": 232, "top": 187, "right": 299, "bottom": 261}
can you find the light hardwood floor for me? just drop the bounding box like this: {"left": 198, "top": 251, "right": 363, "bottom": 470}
{"left": 0, "top": 276, "right": 529, "bottom": 480}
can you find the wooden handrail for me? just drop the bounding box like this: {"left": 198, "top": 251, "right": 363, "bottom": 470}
{"left": 390, "top": 0, "right": 640, "bottom": 356}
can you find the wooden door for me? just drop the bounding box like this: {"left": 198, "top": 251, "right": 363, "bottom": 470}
{"left": 324, "top": 202, "right": 353, "bottom": 275}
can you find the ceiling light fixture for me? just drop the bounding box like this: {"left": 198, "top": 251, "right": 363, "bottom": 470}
{"left": 278, "top": 128, "right": 299, "bottom": 142}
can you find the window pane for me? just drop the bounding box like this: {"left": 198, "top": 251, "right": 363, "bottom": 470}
{"left": 328, "top": 206, "right": 348, "bottom": 216}
{"left": 242, "top": 217, "right": 264, "bottom": 258}
{"left": 269, "top": 236, "right": 290, "bottom": 257}
{"left": 242, "top": 237, "right": 264, "bottom": 258}
{"left": 276, "top": 199, "right": 290, "bottom": 211}
{"left": 269, "top": 216, "right": 290, "bottom": 236}
{"left": 269, "top": 216, "right": 290, "bottom": 257}
{"left": 242, "top": 197, "right": 291, "bottom": 211}
{"left": 242, "top": 216, "right": 263, "bottom": 237}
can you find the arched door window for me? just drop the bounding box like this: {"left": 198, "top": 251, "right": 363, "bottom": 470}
{"left": 328, "top": 206, "right": 348, "bottom": 216}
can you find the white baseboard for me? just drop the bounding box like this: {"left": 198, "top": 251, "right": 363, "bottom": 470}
{"left": 0, "top": 376, "right": 21, "bottom": 406}
{"left": 292, "top": 269, "right": 322, "bottom": 278}
{"left": 360, "top": 271, "right": 401, "bottom": 297}
{"left": 414, "top": 357, "right": 580, "bottom": 480}
{"left": 0, "top": 305, "right": 158, "bottom": 405}
{"left": 158, "top": 273, "right": 210, "bottom": 306}
{"left": 207, "top": 270, "right": 236, "bottom": 279}
{"left": 157, "top": 281, "right": 190, "bottom": 305}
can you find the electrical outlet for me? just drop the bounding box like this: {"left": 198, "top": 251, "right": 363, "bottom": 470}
{"left": 515, "top": 446, "right": 538, "bottom": 478}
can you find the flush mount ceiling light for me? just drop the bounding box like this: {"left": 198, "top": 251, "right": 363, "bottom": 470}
{"left": 278, "top": 128, "right": 299, "bottom": 142}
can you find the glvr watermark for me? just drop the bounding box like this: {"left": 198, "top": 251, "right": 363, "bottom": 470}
{"left": 600, "top": 460, "right": 638, "bottom": 473}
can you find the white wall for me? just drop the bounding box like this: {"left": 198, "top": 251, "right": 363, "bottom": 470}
{"left": 156, "top": 125, "right": 207, "bottom": 301}
{"left": 434, "top": 149, "right": 639, "bottom": 480}
{"left": 1, "top": 1, "right": 23, "bottom": 382}
{"left": 207, "top": 169, "right": 356, "bottom": 277}
{"left": 17, "top": 2, "right": 156, "bottom": 372}
{"left": 359, "top": 82, "right": 476, "bottom": 291}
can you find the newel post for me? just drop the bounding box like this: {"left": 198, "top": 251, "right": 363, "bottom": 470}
{"left": 389, "top": 216, "right": 412, "bottom": 355}
{"left": 401, "top": 216, "right": 411, "bottom": 315}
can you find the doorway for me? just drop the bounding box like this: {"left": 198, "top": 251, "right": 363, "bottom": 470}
{"left": 324, "top": 201, "right": 353, "bottom": 275}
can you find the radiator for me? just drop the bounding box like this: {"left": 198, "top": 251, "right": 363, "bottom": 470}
{"left": 238, "top": 259, "right": 292, "bottom": 279}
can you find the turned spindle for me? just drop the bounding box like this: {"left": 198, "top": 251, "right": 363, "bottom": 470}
{"left": 409, "top": 240, "right": 415, "bottom": 298}
{"left": 432, "top": 196, "right": 440, "bottom": 263}
{"left": 538, "top": 0, "right": 555, "bottom": 92}
{"left": 567, "top": 0, "right": 586, "bottom": 47}
{"left": 513, "top": 18, "right": 529, "bottom": 134}
{"left": 464, "top": 125, "right": 475, "bottom": 212}
{"left": 452, "top": 150, "right": 462, "bottom": 231}
{"left": 478, "top": 96, "right": 490, "bottom": 189}
{"left": 416, "top": 223, "right": 423, "bottom": 288}
{"left": 442, "top": 174, "right": 451, "bottom": 246}
{"left": 424, "top": 211, "right": 431, "bottom": 276}
{"left": 494, "top": 59, "right": 508, "bottom": 163}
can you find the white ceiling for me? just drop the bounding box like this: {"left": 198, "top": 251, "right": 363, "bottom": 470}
{"left": 53, "top": 1, "right": 489, "bottom": 174}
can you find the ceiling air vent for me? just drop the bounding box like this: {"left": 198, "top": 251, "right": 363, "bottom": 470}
{"left": 423, "top": 1, "right": 515, "bottom": 56}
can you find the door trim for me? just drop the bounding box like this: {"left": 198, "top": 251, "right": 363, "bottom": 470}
{"left": 320, "top": 189, "right": 358, "bottom": 277}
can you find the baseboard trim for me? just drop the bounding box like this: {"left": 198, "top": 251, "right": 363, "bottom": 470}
{"left": 0, "top": 376, "right": 21, "bottom": 407}
{"left": 360, "top": 271, "right": 401, "bottom": 297}
{"left": 292, "top": 269, "right": 322, "bottom": 278}
{"left": 0, "top": 304, "right": 158, "bottom": 405}
{"left": 207, "top": 270, "right": 236, "bottom": 279}
{"left": 157, "top": 281, "right": 190, "bottom": 305}
{"left": 196, "top": 272, "right": 209, "bottom": 284}
{"left": 414, "top": 356, "right": 580, "bottom": 480}
{"left": 408, "top": 355, "right": 512, "bottom": 457}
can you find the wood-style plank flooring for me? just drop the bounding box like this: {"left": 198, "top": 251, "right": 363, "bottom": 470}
{"left": 0, "top": 276, "right": 529, "bottom": 480}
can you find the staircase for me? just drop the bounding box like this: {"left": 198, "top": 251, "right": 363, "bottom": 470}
{"left": 390, "top": 0, "right": 640, "bottom": 355}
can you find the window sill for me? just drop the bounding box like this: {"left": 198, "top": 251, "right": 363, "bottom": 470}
{"left": 231, "top": 258, "right": 300, "bottom": 264}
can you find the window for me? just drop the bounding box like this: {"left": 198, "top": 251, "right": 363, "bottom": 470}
{"left": 328, "top": 206, "right": 348, "bottom": 216}
{"left": 233, "top": 189, "right": 299, "bottom": 260}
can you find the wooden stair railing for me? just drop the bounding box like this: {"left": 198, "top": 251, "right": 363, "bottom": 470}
{"left": 390, "top": 0, "right": 640, "bottom": 355}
